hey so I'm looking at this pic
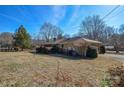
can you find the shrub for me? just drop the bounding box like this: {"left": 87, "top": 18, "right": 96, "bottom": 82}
{"left": 36, "top": 47, "right": 49, "bottom": 54}
{"left": 68, "top": 50, "right": 79, "bottom": 56}
{"left": 36, "top": 47, "right": 40, "bottom": 53}
{"left": 14, "top": 47, "right": 20, "bottom": 52}
{"left": 99, "top": 45, "right": 106, "bottom": 54}
{"left": 86, "top": 46, "right": 98, "bottom": 58}
{"left": 51, "top": 45, "right": 60, "bottom": 53}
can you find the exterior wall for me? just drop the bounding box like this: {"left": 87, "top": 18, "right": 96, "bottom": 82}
{"left": 85, "top": 42, "right": 101, "bottom": 53}
{"left": 61, "top": 43, "right": 87, "bottom": 56}
{"left": 74, "top": 46, "right": 87, "bottom": 56}
{"left": 58, "top": 41, "right": 102, "bottom": 57}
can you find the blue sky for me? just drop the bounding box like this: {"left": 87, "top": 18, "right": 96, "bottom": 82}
{"left": 0, "top": 5, "right": 124, "bottom": 37}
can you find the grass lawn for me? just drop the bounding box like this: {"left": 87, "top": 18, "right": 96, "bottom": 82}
{"left": 0, "top": 52, "right": 122, "bottom": 87}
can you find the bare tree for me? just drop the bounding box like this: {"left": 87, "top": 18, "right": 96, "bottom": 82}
{"left": 104, "top": 26, "right": 115, "bottom": 44}
{"left": 79, "top": 15, "right": 124, "bottom": 53}
{"left": 119, "top": 24, "right": 124, "bottom": 34}
{"left": 0, "top": 32, "right": 14, "bottom": 47}
{"left": 40, "top": 22, "right": 63, "bottom": 42}
{"left": 31, "top": 33, "right": 44, "bottom": 47}
{"left": 119, "top": 33, "right": 124, "bottom": 46}
{"left": 105, "top": 25, "right": 124, "bottom": 53}
{"left": 79, "top": 15, "right": 106, "bottom": 42}
{"left": 108, "top": 28, "right": 120, "bottom": 53}
{"left": 119, "top": 24, "right": 124, "bottom": 46}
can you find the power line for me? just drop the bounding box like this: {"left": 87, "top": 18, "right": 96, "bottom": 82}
{"left": 103, "top": 6, "right": 124, "bottom": 22}
{"left": 102, "top": 5, "right": 120, "bottom": 20}
{"left": 108, "top": 7, "right": 124, "bottom": 20}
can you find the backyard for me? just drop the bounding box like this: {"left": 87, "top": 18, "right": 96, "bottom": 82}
{"left": 0, "top": 52, "right": 122, "bottom": 87}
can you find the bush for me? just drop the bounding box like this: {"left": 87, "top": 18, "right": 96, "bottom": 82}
{"left": 99, "top": 45, "right": 106, "bottom": 54}
{"left": 68, "top": 50, "right": 79, "bottom": 56}
{"left": 36, "top": 47, "right": 49, "bottom": 54}
{"left": 14, "top": 47, "right": 20, "bottom": 52}
{"left": 36, "top": 47, "right": 40, "bottom": 53}
{"left": 86, "top": 46, "right": 98, "bottom": 58}
{"left": 51, "top": 45, "right": 60, "bottom": 53}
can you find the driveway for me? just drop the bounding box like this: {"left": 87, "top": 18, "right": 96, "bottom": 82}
{"left": 103, "top": 54, "right": 124, "bottom": 62}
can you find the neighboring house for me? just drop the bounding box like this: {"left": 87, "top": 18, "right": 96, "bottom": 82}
{"left": 105, "top": 45, "right": 124, "bottom": 51}
{"left": 40, "top": 37, "right": 102, "bottom": 56}
{"left": 105, "top": 45, "right": 114, "bottom": 50}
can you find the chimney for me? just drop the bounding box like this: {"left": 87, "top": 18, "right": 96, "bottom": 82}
{"left": 53, "top": 38, "right": 56, "bottom": 41}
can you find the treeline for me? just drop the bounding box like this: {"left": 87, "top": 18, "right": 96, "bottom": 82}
{"left": 79, "top": 15, "right": 124, "bottom": 44}
{"left": 37, "top": 15, "right": 124, "bottom": 53}
{"left": 0, "top": 15, "right": 124, "bottom": 52}
{"left": 79, "top": 15, "right": 124, "bottom": 52}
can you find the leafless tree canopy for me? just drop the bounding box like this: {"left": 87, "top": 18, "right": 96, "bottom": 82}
{"left": 79, "top": 15, "right": 124, "bottom": 52}
{"left": 79, "top": 15, "right": 124, "bottom": 44}
{"left": 40, "top": 22, "right": 63, "bottom": 42}
{"left": 0, "top": 32, "right": 14, "bottom": 47}
{"left": 79, "top": 15, "right": 106, "bottom": 42}
{"left": 119, "top": 24, "right": 124, "bottom": 34}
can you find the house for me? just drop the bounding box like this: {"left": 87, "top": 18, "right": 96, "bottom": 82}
{"left": 40, "top": 37, "right": 102, "bottom": 56}
{"left": 55, "top": 37, "right": 102, "bottom": 56}
{"left": 40, "top": 42, "right": 55, "bottom": 51}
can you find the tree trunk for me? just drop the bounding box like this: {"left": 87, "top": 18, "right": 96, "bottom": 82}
{"left": 115, "top": 46, "right": 119, "bottom": 53}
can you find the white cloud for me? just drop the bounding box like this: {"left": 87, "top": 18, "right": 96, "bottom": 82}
{"left": 65, "top": 6, "right": 117, "bottom": 32}
{"left": 0, "top": 13, "right": 21, "bottom": 24}
{"left": 65, "top": 6, "right": 81, "bottom": 33}
{"left": 49, "top": 6, "right": 67, "bottom": 25}
{"left": 68, "top": 6, "right": 81, "bottom": 25}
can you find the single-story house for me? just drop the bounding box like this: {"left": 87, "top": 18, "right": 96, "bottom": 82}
{"left": 40, "top": 37, "right": 102, "bottom": 56}
{"left": 55, "top": 37, "right": 102, "bottom": 56}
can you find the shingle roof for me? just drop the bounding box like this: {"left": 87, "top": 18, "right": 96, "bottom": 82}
{"left": 82, "top": 38, "right": 102, "bottom": 44}
{"left": 41, "top": 37, "right": 102, "bottom": 46}
{"left": 55, "top": 37, "right": 102, "bottom": 45}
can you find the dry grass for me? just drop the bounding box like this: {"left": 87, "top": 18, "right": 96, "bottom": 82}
{"left": 0, "top": 52, "right": 122, "bottom": 87}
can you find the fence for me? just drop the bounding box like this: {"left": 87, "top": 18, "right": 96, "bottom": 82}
{"left": 0, "top": 47, "right": 18, "bottom": 52}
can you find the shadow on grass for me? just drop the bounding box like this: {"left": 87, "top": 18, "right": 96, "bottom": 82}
{"left": 30, "top": 51, "right": 95, "bottom": 60}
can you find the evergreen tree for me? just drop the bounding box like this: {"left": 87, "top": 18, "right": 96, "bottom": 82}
{"left": 14, "top": 25, "right": 31, "bottom": 49}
